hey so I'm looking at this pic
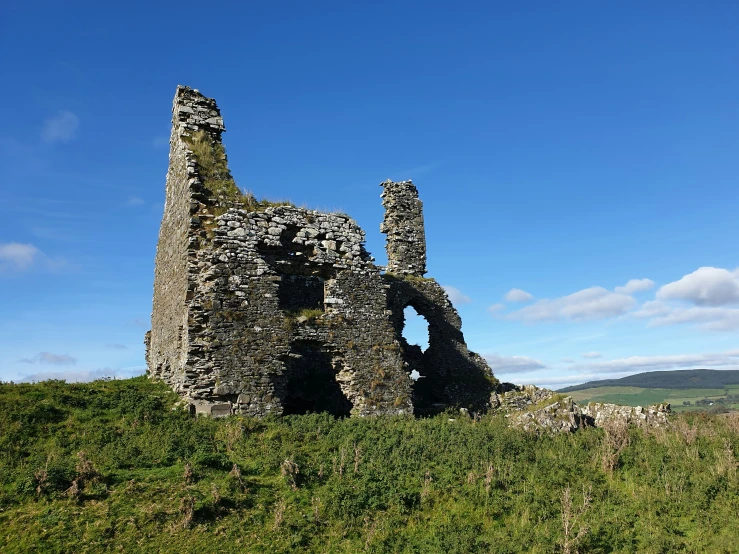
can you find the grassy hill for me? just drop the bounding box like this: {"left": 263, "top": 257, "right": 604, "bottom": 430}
{"left": 559, "top": 369, "right": 739, "bottom": 392}
{"left": 557, "top": 369, "right": 739, "bottom": 412}
{"left": 1, "top": 377, "right": 738, "bottom": 553}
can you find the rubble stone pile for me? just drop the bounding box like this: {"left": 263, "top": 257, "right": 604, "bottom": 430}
{"left": 492, "top": 383, "right": 671, "bottom": 433}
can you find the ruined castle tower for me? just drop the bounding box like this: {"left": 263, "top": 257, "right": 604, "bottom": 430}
{"left": 146, "top": 86, "right": 496, "bottom": 417}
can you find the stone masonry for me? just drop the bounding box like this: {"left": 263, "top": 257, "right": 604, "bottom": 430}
{"left": 146, "top": 86, "right": 497, "bottom": 417}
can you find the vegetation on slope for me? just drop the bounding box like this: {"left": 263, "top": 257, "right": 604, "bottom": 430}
{"left": 184, "top": 130, "right": 293, "bottom": 212}
{"left": 1, "top": 377, "right": 738, "bottom": 553}
{"left": 565, "top": 385, "right": 739, "bottom": 413}
{"left": 558, "top": 369, "right": 739, "bottom": 393}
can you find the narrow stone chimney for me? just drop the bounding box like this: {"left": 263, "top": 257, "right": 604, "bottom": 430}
{"left": 380, "top": 180, "right": 427, "bottom": 276}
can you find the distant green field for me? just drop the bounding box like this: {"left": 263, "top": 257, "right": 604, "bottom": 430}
{"left": 567, "top": 386, "right": 647, "bottom": 402}
{"left": 569, "top": 387, "right": 671, "bottom": 406}
{"left": 668, "top": 388, "right": 725, "bottom": 398}
{"left": 591, "top": 390, "right": 672, "bottom": 407}
{"left": 568, "top": 385, "right": 738, "bottom": 411}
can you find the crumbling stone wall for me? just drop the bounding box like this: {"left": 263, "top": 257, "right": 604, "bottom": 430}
{"left": 383, "top": 275, "right": 494, "bottom": 415}
{"left": 147, "top": 86, "right": 497, "bottom": 417}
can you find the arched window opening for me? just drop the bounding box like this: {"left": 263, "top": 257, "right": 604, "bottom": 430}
{"left": 402, "top": 306, "right": 430, "bottom": 352}
{"left": 398, "top": 304, "right": 445, "bottom": 416}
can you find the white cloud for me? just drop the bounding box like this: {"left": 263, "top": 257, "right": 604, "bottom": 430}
{"left": 483, "top": 353, "right": 546, "bottom": 374}
{"left": 126, "top": 196, "right": 145, "bottom": 207}
{"left": 492, "top": 267, "right": 739, "bottom": 331}
{"left": 0, "top": 242, "right": 39, "bottom": 271}
{"left": 20, "top": 352, "right": 77, "bottom": 366}
{"left": 507, "top": 286, "right": 635, "bottom": 323}
{"left": 41, "top": 111, "right": 79, "bottom": 143}
{"left": 630, "top": 267, "right": 739, "bottom": 331}
{"left": 442, "top": 285, "right": 471, "bottom": 305}
{"left": 0, "top": 242, "right": 69, "bottom": 274}
{"left": 615, "top": 278, "right": 654, "bottom": 294}
{"left": 105, "top": 344, "right": 128, "bottom": 350}
{"left": 632, "top": 300, "right": 672, "bottom": 318}
{"left": 657, "top": 267, "right": 739, "bottom": 307}
{"left": 572, "top": 349, "right": 739, "bottom": 374}
{"left": 528, "top": 372, "right": 636, "bottom": 389}
{"left": 19, "top": 366, "right": 146, "bottom": 383}
{"left": 561, "top": 358, "right": 575, "bottom": 363}
{"left": 531, "top": 349, "right": 739, "bottom": 389}
{"left": 504, "top": 288, "right": 534, "bottom": 302}
{"left": 647, "top": 305, "right": 739, "bottom": 331}
{"left": 531, "top": 374, "right": 610, "bottom": 387}
{"left": 582, "top": 352, "right": 602, "bottom": 359}
{"left": 483, "top": 349, "right": 739, "bottom": 390}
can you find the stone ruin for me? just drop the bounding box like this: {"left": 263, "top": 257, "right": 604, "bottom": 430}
{"left": 145, "top": 86, "right": 497, "bottom": 418}
{"left": 491, "top": 384, "right": 671, "bottom": 434}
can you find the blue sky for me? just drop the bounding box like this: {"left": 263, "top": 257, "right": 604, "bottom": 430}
{"left": 1, "top": 1, "right": 738, "bottom": 388}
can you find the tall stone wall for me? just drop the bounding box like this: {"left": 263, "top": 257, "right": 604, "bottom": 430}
{"left": 147, "top": 87, "right": 226, "bottom": 394}
{"left": 147, "top": 86, "right": 497, "bottom": 418}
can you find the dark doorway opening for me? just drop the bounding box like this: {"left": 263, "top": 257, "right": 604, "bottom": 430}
{"left": 280, "top": 341, "right": 352, "bottom": 417}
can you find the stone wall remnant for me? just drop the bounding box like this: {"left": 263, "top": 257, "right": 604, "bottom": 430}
{"left": 380, "top": 180, "right": 427, "bottom": 277}
{"left": 492, "top": 383, "right": 671, "bottom": 433}
{"left": 146, "top": 86, "right": 497, "bottom": 417}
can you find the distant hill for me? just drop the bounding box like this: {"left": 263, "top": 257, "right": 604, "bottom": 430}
{"left": 557, "top": 369, "right": 739, "bottom": 393}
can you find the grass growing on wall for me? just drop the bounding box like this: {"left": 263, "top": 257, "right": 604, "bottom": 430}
{"left": 283, "top": 308, "right": 325, "bottom": 331}
{"left": 184, "top": 130, "right": 292, "bottom": 213}
{"left": 185, "top": 130, "right": 252, "bottom": 207}
{"left": 0, "top": 377, "right": 738, "bottom": 553}
{"left": 285, "top": 308, "right": 325, "bottom": 321}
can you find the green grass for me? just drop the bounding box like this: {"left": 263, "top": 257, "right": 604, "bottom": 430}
{"left": 568, "top": 386, "right": 647, "bottom": 402}
{"left": 593, "top": 390, "right": 671, "bottom": 406}
{"left": 570, "top": 387, "right": 672, "bottom": 407}
{"left": 283, "top": 308, "right": 325, "bottom": 331}
{"left": 185, "top": 130, "right": 252, "bottom": 208}
{"left": 284, "top": 308, "right": 324, "bottom": 321}
{"left": 668, "top": 388, "right": 726, "bottom": 399}
{"left": 1, "top": 377, "right": 738, "bottom": 553}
